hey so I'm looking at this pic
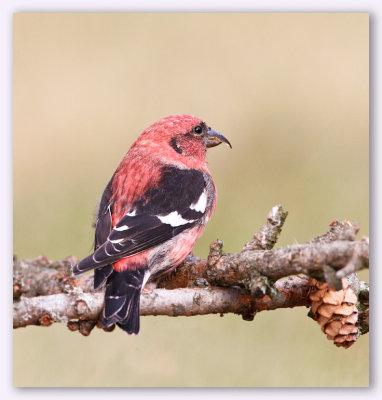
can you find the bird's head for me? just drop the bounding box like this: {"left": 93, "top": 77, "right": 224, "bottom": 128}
{"left": 131, "top": 114, "right": 231, "bottom": 169}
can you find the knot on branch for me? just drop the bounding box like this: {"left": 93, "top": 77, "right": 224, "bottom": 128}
{"left": 67, "top": 320, "right": 98, "bottom": 336}
{"left": 75, "top": 300, "right": 89, "bottom": 316}
{"left": 39, "top": 313, "right": 52, "bottom": 326}
{"left": 247, "top": 272, "right": 278, "bottom": 299}
{"left": 207, "top": 239, "right": 224, "bottom": 266}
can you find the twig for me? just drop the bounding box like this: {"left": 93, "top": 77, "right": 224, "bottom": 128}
{"left": 242, "top": 205, "right": 288, "bottom": 250}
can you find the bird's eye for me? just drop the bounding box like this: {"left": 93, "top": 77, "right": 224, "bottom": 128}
{"left": 193, "top": 125, "right": 203, "bottom": 135}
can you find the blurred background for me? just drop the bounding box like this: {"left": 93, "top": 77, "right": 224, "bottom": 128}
{"left": 13, "top": 13, "right": 369, "bottom": 387}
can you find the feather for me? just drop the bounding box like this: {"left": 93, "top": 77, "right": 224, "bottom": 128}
{"left": 103, "top": 268, "right": 147, "bottom": 334}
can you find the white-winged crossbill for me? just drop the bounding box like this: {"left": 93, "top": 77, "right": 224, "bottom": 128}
{"left": 72, "top": 114, "right": 231, "bottom": 334}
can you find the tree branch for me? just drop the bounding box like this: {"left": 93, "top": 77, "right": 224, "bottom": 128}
{"left": 158, "top": 238, "right": 368, "bottom": 290}
{"left": 13, "top": 276, "right": 314, "bottom": 329}
{"left": 13, "top": 205, "right": 369, "bottom": 342}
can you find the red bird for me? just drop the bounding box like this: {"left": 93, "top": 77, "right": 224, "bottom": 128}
{"left": 72, "top": 115, "right": 231, "bottom": 334}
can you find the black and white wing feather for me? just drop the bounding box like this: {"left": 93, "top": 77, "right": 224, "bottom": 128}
{"left": 72, "top": 167, "right": 211, "bottom": 275}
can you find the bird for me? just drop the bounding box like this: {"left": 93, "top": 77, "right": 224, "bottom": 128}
{"left": 72, "top": 114, "right": 231, "bottom": 334}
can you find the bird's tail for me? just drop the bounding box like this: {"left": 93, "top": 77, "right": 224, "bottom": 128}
{"left": 102, "top": 268, "right": 148, "bottom": 335}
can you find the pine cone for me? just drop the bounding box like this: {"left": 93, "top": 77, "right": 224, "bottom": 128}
{"left": 309, "top": 277, "right": 359, "bottom": 349}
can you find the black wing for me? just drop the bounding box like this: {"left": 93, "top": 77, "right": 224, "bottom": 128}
{"left": 93, "top": 176, "right": 114, "bottom": 288}
{"left": 73, "top": 167, "right": 209, "bottom": 274}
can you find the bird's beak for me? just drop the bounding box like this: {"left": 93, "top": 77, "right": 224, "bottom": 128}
{"left": 205, "top": 129, "right": 232, "bottom": 149}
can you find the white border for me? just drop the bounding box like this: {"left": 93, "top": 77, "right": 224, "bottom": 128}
{"left": 2, "top": 0, "right": 379, "bottom": 398}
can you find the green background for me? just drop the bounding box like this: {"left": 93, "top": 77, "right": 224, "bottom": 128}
{"left": 13, "top": 13, "right": 369, "bottom": 386}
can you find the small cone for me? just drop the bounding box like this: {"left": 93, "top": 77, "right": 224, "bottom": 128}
{"left": 308, "top": 277, "right": 359, "bottom": 348}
